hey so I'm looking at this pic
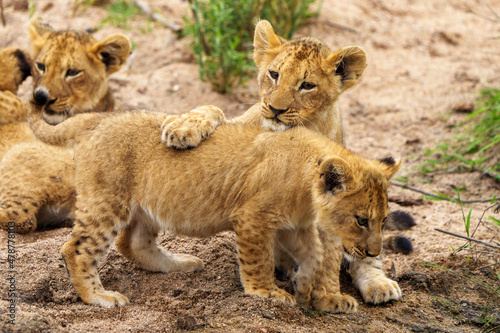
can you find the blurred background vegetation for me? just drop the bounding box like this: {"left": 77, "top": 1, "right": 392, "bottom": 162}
{"left": 184, "top": 0, "right": 320, "bottom": 93}
{"left": 70, "top": 0, "right": 499, "bottom": 181}
{"left": 72, "top": 0, "right": 319, "bottom": 93}
{"left": 419, "top": 88, "right": 500, "bottom": 182}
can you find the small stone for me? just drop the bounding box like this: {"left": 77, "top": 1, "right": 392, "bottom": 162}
{"left": 177, "top": 315, "right": 197, "bottom": 331}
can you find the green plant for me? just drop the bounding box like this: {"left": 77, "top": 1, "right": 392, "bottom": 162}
{"left": 28, "top": 0, "right": 36, "bottom": 17}
{"left": 418, "top": 88, "right": 500, "bottom": 180}
{"left": 185, "top": 0, "right": 319, "bottom": 93}
{"left": 259, "top": 0, "right": 320, "bottom": 39}
{"left": 99, "top": 0, "right": 141, "bottom": 30}
{"left": 185, "top": 0, "right": 257, "bottom": 93}
{"left": 72, "top": 0, "right": 110, "bottom": 16}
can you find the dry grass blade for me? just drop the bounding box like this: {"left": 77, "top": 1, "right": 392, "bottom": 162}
{"left": 391, "top": 181, "right": 498, "bottom": 203}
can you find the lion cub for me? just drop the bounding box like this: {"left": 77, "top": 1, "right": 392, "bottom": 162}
{"left": 28, "top": 88, "right": 400, "bottom": 312}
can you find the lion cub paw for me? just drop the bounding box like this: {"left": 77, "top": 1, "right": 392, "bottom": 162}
{"left": 248, "top": 287, "right": 296, "bottom": 306}
{"left": 172, "top": 253, "right": 204, "bottom": 272}
{"left": 313, "top": 293, "right": 358, "bottom": 314}
{"left": 161, "top": 105, "right": 224, "bottom": 150}
{"left": 359, "top": 276, "right": 402, "bottom": 304}
{"left": 0, "top": 210, "right": 37, "bottom": 233}
{"left": 87, "top": 290, "right": 130, "bottom": 308}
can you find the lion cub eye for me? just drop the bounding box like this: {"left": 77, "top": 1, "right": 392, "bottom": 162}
{"left": 66, "top": 68, "right": 82, "bottom": 77}
{"left": 382, "top": 216, "right": 388, "bottom": 225}
{"left": 355, "top": 216, "right": 369, "bottom": 228}
{"left": 300, "top": 82, "right": 316, "bottom": 90}
{"left": 36, "top": 62, "right": 45, "bottom": 72}
{"left": 269, "top": 71, "right": 279, "bottom": 80}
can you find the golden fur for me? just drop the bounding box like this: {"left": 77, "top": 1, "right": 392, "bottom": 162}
{"left": 28, "top": 89, "right": 401, "bottom": 312}
{"left": 162, "top": 20, "right": 405, "bottom": 305}
{"left": 162, "top": 20, "right": 366, "bottom": 149}
{"left": 0, "top": 47, "right": 33, "bottom": 158}
{"left": 0, "top": 19, "right": 130, "bottom": 233}
{"left": 29, "top": 17, "right": 130, "bottom": 125}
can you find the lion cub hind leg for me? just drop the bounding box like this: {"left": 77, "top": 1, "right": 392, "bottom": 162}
{"left": 61, "top": 203, "right": 131, "bottom": 307}
{"left": 161, "top": 105, "right": 225, "bottom": 150}
{"left": 349, "top": 256, "right": 402, "bottom": 304}
{"left": 115, "top": 210, "right": 203, "bottom": 273}
{"left": 233, "top": 214, "right": 295, "bottom": 306}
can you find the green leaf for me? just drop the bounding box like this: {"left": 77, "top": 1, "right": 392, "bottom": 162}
{"left": 466, "top": 208, "right": 472, "bottom": 236}
{"left": 488, "top": 216, "right": 500, "bottom": 226}
{"left": 394, "top": 176, "right": 409, "bottom": 183}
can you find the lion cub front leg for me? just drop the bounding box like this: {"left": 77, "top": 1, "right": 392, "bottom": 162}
{"left": 276, "top": 226, "right": 324, "bottom": 306}
{"left": 311, "top": 230, "right": 358, "bottom": 313}
{"left": 161, "top": 105, "right": 225, "bottom": 149}
{"left": 348, "top": 256, "right": 402, "bottom": 304}
{"left": 233, "top": 215, "right": 295, "bottom": 305}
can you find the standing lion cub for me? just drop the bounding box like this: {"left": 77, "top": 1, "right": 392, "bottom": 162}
{"left": 28, "top": 88, "right": 400, "bottom": 312}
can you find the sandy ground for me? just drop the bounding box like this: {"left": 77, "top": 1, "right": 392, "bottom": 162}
{"left": 1, "top": 0, "right": 499, "bottom": 332}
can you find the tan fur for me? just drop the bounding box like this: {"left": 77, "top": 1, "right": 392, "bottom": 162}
{"left": 162, "top": 20, "right": 402, "bottom": 305}
{"left": 0, "top": 19, "right": 130, "bottom": 233}
{"left": 28, "top": 92, "right": 401, "bottom": 311}
{"left": 0, "top": 48, "right": 33, "bottom": 158}
{"left": 162, "top": 20, "right": 366, "bottom": 149}
{"left": 29, "top": 17, "right": 130, "bottom": 124}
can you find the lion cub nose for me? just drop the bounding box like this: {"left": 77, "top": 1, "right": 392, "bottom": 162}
{"left": 269, "top": 105, "right": 289, "bottom": 116}
{"left": 366, "top": 251, "right": 380, "bottom": 258}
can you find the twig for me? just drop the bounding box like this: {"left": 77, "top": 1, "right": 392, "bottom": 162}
{"left": 463, "top": 248, "right": 499, "bottom": 256}
{"left": 485, "top": 325, "right": 500, "bottom": 333}
{"left": 319, "top": 19, "right": 359, "bottom": 34}
{"left": 133, "top": 0, "right": 182, "bottom": 32}
{"left": 471, "top": 203, "right": 499, "bottom": 238}
{"left": 466, "top": 6, "right": 500, "bottom": 23}
{"left": 0, "top": 0, "right": 6, "bottom": 26}
{"left": 489, "top": 5, "right": 500, "bottom": 20}
{"left": 391, "top": 181, "right": 498, "bottom": 203}
{"left": 125, "top": 49, "right": 137, "bottom": 71}
{"left": 435, "top": 228, "right": 500, "bottom": 250}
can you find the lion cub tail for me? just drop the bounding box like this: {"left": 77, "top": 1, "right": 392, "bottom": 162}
{"left": 382, "top": 210, "right": 417, "bottom": 255}
{"left": 28, "top": 87, "right": 95, "bottom": 147}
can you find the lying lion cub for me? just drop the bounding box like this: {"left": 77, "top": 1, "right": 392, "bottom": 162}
{"left": 28, "top": 88, "right": 400, "bottom": 312}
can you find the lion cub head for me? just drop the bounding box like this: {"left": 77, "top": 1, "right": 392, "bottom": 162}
{"left": 314, "top": 156, "right": 401, "bottom": 259}
{"left": 0, "top": 48, "right": 32, "bottom": 93}
{"left": 29, "top": 18, "right": 131, "bottom": 125}
{"left": 253, "top": 20, "right": 366, "bottom": 132}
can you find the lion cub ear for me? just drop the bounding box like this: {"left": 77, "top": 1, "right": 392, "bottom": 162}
{"left": 91, "top": 34, "right": 131, "bottom": 75}
{"left": 29, "top": 17, "right": 55, "bottom": 57}
{"left": 376, "top": 156, "right": 402, "bottom": 180}
{"left": 253, "top": 20, "right": 284, "bottom": 67}
{"left": 323, "top": 46, "right": 367, "bottom": 91}
{"left": 318, "top": 156, "right": 353, "bottom": 194}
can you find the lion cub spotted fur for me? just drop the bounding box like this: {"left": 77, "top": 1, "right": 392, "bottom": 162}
{"left": 28, "top": 88, "right": 401, "bottom": 312}
{"left": 162, "top": 20, "right": 409, "bottom": 305}
{"left": 0, "top": 18, "right": 130, "bottom": 233}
